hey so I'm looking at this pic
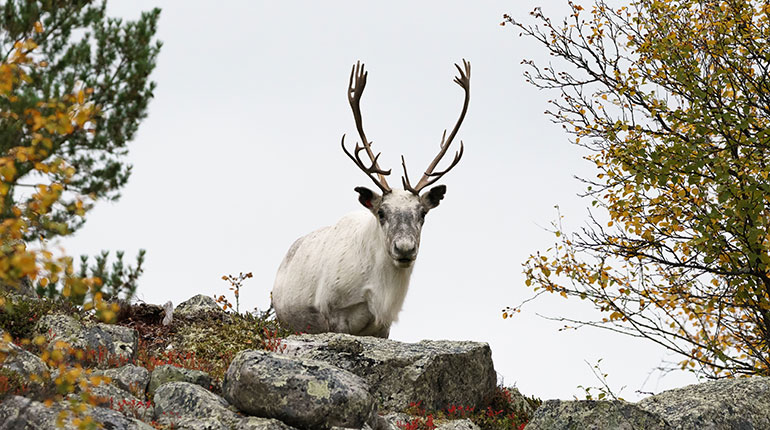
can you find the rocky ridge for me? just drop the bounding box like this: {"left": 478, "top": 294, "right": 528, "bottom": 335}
{"left": 1, "top": 293, "right": 769, "bottom": 429}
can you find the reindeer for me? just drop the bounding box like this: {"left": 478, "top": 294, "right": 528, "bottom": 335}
{"left": 271, "top": 60, "right": 470, "bottom": 338}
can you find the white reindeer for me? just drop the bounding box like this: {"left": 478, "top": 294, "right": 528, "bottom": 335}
{"left": 272, "top": 60, "right": 470, "bottom": 338}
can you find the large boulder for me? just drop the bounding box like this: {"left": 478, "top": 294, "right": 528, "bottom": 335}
{"left": 638, "top": 377, "right": 770, "bottom": 429}
{"left": 223, "top": 349, "right": 377, "bottom": 430}
{"left": 153, "top": 381, "right": 241, "bottom": 428}
{"left": 524, "top": 399, "right": 670, "bottom": 429}
{"left": 281, "top": 333, "right": 496, "bottom": 410}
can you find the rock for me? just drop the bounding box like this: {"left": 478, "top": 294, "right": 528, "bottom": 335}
{"left": 175, "top": 294, "right": 223, "bottom": 317}
{"left": 380, "top": 412, "right": 412, "bottom": 429}
{"left": 83, "top": 381, "right": 154, "bottom": 422}
{"left": 35, "top": 313, "right": 88, "bottom": 350}
{"left": 34, "top": 314, "right": 139, "bottom": 365}
{"left": 153, "top": 381, "right": 240, "bottom": 427}
{"left": 84, "top": 323, "right": 139, "bottom": 362}
{"left": 329, "top": 425, "right": 374, "bottom": 430}
{"left": 0, "top": 395, "right": 58, "bottom": 429}
{"left": 0, "top": 276, "right": 36, "bottom": 297}
{"left": 436, "top": 419, "right": 480, "bottom": 430}
{"left": 148, "top": 364, "right": 213, "bottom": 395}
{"left": 379, "top": 413, "right": 479, "bottom": 430}
{"left": 175, "top": 416, "right": 299, "bottom": 430}
{"left": 281, "top": 333, "right": 496, "bottom": 410}
{"left": 0, "top": 395, "right": 153, "bottom": 430}
{"left": 0, "top": 337, "right": 49, "bottom": 394}
{"left": 638, "top": 377, "right": 770, "bottom": 429}
{"left": 524, "top": 399, "right": 670, "bottom": 430}
{"left": 506, "top": 387, "right": 535, "bottom": 420}
{"left": 223, "top": 349, "right": 377, "bottom": 430}
{"left": 163, "top": 300, "right": 174, "bottom": 325}
{"left": 58, "top": 400, "right": 155, "bottom": 430}
{"left": 96, "top": 364, "right": 151, "bottom": 397}
{"left": 236, "top": 417, "right": 299, "bottom": 429}
{"left": 173, "top": 417, "right": 236, "bottom": 429}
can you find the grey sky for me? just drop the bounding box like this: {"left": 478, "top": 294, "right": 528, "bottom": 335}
{"left": 61, "top": 1, "right": 700, "bottom": 401}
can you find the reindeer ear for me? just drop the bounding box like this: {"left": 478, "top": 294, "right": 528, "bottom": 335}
{"left": 355, "top": 186, "right": 382, "bottom": 209}
{"left": 421, "top": 185, "right": 446, "bottom": 210}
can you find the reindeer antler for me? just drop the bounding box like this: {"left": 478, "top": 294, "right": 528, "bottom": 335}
{"left": 341, "top": 61, "right": 392, "bottom": 194}
{"left": 402, "top": 59, "right": 470, "bottom": 194}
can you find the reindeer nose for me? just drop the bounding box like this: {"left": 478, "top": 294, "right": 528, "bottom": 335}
{"left": 394, "top": 239, "right": 417, "bottom": 260}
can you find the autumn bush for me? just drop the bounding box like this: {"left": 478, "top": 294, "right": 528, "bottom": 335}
{"left": 504, "top": 0, "right": 770, "bottom": 377}
{"left": 397, "top": 387, "right": 541, "bottom": 430}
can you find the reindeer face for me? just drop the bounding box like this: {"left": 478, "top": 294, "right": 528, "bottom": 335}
{"left": 355, "top": 187, "right": 446, "bottom": 268}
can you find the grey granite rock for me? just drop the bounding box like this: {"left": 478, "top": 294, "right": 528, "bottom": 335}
{"left": 223, "top": 349, "right": 377, "bottom": 430}
{"left": 435, "top": 419, "right": 480, "bottom": 430}
{"left": 85, "top": 323, "right": 139, "bottom": 361}
{"left": 83, "top": 381, "right": 154, "bottom": 422}
{"left": 0, "top": 340, "right": 49, "bottom": 385}
{"left": 175, "top": 294, "right": 223, "bottom": 316}
{"left": 34, "top": 313, "right": 138, "bottom": 364}
{"left": 0, "top": 276, "right": 36, "bottom": 297}
{"left": 281, "top": 333, "right": 496, "bottom": 410}
{"left": 638, "top": 376, "right": 770, "bottom": 429}
{"left": 153, "top": 381, "right": 240, "bottom": 427}
{"left": 0, "top": 395, "right": 58, "bottom": 430}
{"left": 379, "top": 412, "right": 479, "bottom": 430}
{"left": 524, "top": 399, "right": 670, "bottom": 430}
{"left": 35, "top": 313, "right": 88, "bottom": 350}
{"left": 0, "top": 395, "right": 153, "bottom": 430}
{"left": 236, "top": 417, "right": 299, "bottom": 430}
{"left": 96, "top": 363, "right": 151, "bottom": 397}
{"left": 148, "top": 364, "right": 213, "bottom": 395}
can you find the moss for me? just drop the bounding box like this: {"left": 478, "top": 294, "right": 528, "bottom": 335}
{"left": 173, "top": 310, "right": 292, "bottom": 381}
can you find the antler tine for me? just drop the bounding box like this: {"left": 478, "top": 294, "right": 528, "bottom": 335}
{"left": 346, "top": 61, "right": 391, "bottom": 192}
{"left": 401, "top": 155, "right": 417, "bottom": 193}
{"left": 402, "top": 59, "right": 471, "bottom": 194}
{"left": 342, "top": 135, "right": 392, "bottom": 193}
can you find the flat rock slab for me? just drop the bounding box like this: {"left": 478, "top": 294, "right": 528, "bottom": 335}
{"left": 638, "top": 377, "right": 770, "bottom": 429}
{"left": 524, "top": 399, "right": 670, "bottom": 430}
{"left": 153, "top": 381, "right": 240, "bottom": 426}
{"left": 281, "top": 333, "right": 496, "bottom": 410}
{"left": 223, "top": 349, "right": 376, "bottom": 430}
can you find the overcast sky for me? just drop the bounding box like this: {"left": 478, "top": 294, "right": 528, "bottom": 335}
{"left": 60, "top": 0, "right": 701, "bottom": 401}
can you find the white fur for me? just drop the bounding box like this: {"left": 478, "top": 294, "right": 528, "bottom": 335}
{"left": 272, "top": 206, "right": 416, "bottom": 338}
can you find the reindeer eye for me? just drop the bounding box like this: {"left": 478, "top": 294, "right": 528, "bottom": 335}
{"left": 377, "top": 209, "right": 386, "bottom": 222}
